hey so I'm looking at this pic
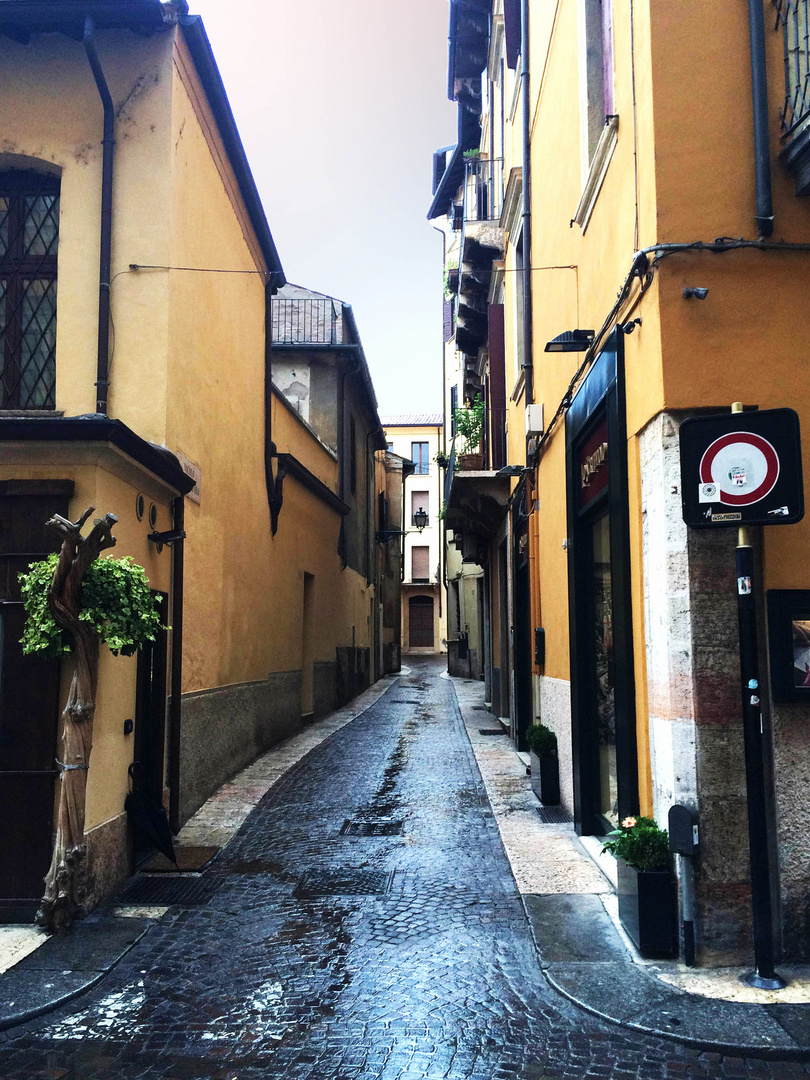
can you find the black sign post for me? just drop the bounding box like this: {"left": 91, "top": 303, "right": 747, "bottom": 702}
{"left": 680, "top": 404, "right": 804, "bottom": 990}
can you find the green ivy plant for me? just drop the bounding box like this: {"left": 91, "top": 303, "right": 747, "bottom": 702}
{"left": 19, "top": 553, "right": 163, "bottom": 658}
{"left": 601, "top": 815, "right": 670, "bottom": 873}
{"left": 454, "top": 393, "right": 485, "bottom": 454}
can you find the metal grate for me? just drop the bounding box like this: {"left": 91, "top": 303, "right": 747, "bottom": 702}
{"left": 340, "top": 820, "right": 404, "bottom": 837}
{"left": 294, "top": 868, "right": 394, "bottom": 898}
{"left": 537, "top": 806, "right": 572, "bottom": 824}
{"left": 774, "top": 0, "right": 810, "bottom": 135}
{"left": 117, "top": 874, "right": 221, "bottom": 906}
{"left": 0, "top": 171, "right": 59, "bottom": 409}
{"left": 271, "top": 297, "right": 343, "bottom": 345}
{"left": 478, "top": 728, "right": 506, "bottom": 736}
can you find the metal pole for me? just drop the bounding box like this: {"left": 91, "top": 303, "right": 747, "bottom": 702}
{"left": 731, "top": 401, "right": 786, "bottom": 989}
{"left": 678, "top": 853, "right": 696, "bottom": 967}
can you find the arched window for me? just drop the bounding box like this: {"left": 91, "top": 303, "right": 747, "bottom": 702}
{"left": 0, "top": 171, "right": 59, "bottom": 409}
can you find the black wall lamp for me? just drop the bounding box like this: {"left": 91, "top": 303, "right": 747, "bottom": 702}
{"left": 544, "top": 329, "right": 594, "bottom": 353}
{"left": 375, "top": 507, "right": 428, "bottom": 545}
{"left": 622, "top": 318, "right": 642, "bottom": 334}
{"left": 148, "top": 528, "right": 186, "bottom": 545}
{"left": 682, "top": 287, "right": 709, "bottom": 299}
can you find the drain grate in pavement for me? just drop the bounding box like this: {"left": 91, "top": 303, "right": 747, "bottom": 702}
{"left": 478, "top": 728, "right": 506, "bottom": 736}
{"left": 472, "top": 706, "right": 488, "bottom": 712}
{"left": 536, "top": 806, "right": 572, "bottom": 824}
{"left": 390, "top": 699, "right": 423, "bottom": 705}
{"left": 117, "top": 874, "right": 221, "bottom": 906}
{"left": 294, "top": 868, "right": 394, "bottom": 898}
{"left": 340, "top": 819, "right": 404, "bottom": 837}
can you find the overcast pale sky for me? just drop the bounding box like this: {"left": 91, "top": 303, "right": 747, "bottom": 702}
{"left": 189, "top": 0, "right": 456, "bottom": 415}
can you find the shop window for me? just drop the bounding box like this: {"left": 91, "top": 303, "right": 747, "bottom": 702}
{"left": 0, "top": 171, "right": 59, "bottom": 409}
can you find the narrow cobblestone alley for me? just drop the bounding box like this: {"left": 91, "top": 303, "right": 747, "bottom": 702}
{"left": 1, "top": 659, "right": 807, "bottom": 1080}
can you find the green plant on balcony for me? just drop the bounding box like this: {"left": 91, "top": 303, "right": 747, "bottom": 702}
{"left": 454, "top": 394, "right": 484, "bottom": 455}
{"left": 443, "top": 257, "right": 459, "bottom": 299}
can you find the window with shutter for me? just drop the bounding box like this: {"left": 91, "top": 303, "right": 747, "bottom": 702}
{"left": 411, "top": 546, "right": 430, "bottom": 582}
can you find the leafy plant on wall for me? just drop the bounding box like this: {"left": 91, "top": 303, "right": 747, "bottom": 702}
{"left": 19, "top": 508, "right": 162, "bottom": 932}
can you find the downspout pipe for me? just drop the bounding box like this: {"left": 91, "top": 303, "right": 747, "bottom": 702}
{"left": 520, "top": 0, "right": 534, "bottom": 403}
{"left": 747, "top": 0, "right": 774, "bottom": 238}
{"left": 83, "top": 16, "right": 115, "bottom": 414}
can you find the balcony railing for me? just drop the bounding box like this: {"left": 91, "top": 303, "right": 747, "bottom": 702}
{"left": 775, "top": 0, "right": 810, "bottom": 135}
{"left": 462, "top": 157, "right": 504, "bottom": 222}
{"left": 272, "top": 297, "right": 344, "bottom": 345}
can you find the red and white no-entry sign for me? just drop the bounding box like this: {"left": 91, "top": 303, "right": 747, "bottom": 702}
{"left": 680, "top": 408, "right": 804, "bottom": 528}
{"left": 699, "top": 431, "right": 780, "bottom": 507}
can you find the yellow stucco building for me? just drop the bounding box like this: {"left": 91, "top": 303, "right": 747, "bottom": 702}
{"left": 0, "top": 0, "right": 387, "bottom": 920}
{"left": 433, "top": 0, "right": 810, "bottom": 965}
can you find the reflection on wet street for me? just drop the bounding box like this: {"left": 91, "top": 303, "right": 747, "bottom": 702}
{"left": 1, "top": 659, "right": 805, "bottom": 1078}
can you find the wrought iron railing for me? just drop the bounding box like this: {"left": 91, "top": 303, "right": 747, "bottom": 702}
{"left": 775, "top": 0, "right": 810, "bottom": 135}
{"left": 462, "top": 157, "right": 504, "bottom": 222}
{"left": 271, "top": 297, "right": 344, "bottom": 345}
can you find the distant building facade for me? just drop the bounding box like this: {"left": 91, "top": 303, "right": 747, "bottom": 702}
{"left": 381, "top": 416, "right": 446, "bottom": 656}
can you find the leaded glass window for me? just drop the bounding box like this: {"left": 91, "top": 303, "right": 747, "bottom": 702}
{"left": 775, "top": 0, "right": 810, "bottom": 135}
{"left": 0, "top": 171, "right": 59, "bottom": 409}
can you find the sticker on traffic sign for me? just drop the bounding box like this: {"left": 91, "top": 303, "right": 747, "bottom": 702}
{"left": 699, "top": 431, "right": 780, "bottom": 507}
{"left": 680, "top": 408, "right": 804, "bottom": 528}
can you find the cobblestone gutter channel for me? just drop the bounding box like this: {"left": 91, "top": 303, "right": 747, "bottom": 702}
{"left": 1, "top": 659, "right": 809, "bottom": 1078}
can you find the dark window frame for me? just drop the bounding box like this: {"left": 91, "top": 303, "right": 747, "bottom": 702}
{"left": 350, "top": 414, "right": 357, "bottom": 494}
{"left": 0, "top": 171, "right": 60, "bottom": 410}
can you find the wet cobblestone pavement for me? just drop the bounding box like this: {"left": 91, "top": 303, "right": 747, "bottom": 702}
{"left": 2, "top": 659, "right": 809, "bottom": 1078}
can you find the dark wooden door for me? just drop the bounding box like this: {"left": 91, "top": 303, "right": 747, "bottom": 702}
{"left": 409, "top": 597, "right": 434, "bottom": 648}
{"left": 0, "top": 480, "right": 72, "bottom": 920}
{"left": 133, "top": 591, "right": 169, "bottom": 860}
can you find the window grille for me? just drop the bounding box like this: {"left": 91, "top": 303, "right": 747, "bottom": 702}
{"left": 0, "top": 172, "right": 59, "bottom": 409}
{"left": 774, "top": 0, "right": 810, "bottom": 135}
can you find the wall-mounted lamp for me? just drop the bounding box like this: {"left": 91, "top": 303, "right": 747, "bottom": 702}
{"left": 496, "top": 465, "right": 525, "bottom": 477}
{"left": 375, "top": 510, "right": 428, "bottom": 545}
{"left": 682, "top": 287, "right": 709, "bottom": 300}
{"left": 544, "top": 329, "right": 594, "bottom": 353}
{"left": 148, "top": 528, "right": 186, "bottom": 545}
{"left": 413, "top": 507, "right": 428, "bottom": 531}
{"left": 622, "top": 318, "right": 642, "bottom": 335}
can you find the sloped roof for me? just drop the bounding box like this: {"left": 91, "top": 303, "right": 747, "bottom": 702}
{"left": 380, "top": 414, "right": 443, "bottom": 428}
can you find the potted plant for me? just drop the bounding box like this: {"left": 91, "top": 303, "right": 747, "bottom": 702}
{"left": 454, "top": 394, "right": 485, "bottom": 469}
{"left": 601, "top": 816, "right": 678, "bottom": 958}
{"left": 526, "top": 723, "right": 560, "bottom": 805}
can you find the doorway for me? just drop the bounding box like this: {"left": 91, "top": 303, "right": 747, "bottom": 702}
{"left": 512, "top": 488, "right": 532, "bottom": 751}
{"left": 408, "top": 595, "right": 434, "bottom": 648}
{"left": 0, "top": 480, "right": 72, "bottom": 920}
{"left": 301, "top": 573, "right": 315, "bottom": 718}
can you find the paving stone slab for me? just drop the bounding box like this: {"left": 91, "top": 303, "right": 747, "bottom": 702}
{"left": 0, "top": 968, "right": 100, "bottom": 1030}
{"left": 544, "top": 960, "right": 682, "bottom": 1022}
{"left": 20, "top": 917, "right": 151, "bottom": 972}
{"left": 631, "top": 994, "right": 799, "bottom": 1052}
{"left": 523, "top": 894, "right": 627, "bottom": 964}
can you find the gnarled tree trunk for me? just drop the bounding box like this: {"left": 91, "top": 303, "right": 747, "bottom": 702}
{"left": 37, "top": 507, "right": 117, "bottom": 933}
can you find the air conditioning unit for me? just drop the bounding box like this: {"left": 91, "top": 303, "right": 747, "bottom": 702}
{"left": 525, "top": 404, "right": 544, "bottom": 437}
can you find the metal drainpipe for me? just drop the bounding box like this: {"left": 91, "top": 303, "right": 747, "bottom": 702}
{"left": 83, "top": 17, "right": 115, "bottom": 414}
{"left": 747, "top": 0, "right": 774, "bottom": 238}
{"left": 264, "top": 279, "right": 277, "bottom": 508}
{"left": 168, "top": 495, "right": 185, "bottom": 833}
{"left": 520, "top": 0, "right": 534, "bottom": 404}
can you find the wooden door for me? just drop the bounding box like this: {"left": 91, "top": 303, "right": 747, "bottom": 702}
{"left": 0, "top": 480, "right": 72, "bottom": 920}
{"left": 409, "top": 596, "right": 434, "bottom": 648}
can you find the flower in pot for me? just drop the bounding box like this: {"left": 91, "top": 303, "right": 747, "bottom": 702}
{"left": 601, "top": 816, "right": 678, "bottom": 958}
{"left": 526, "top": 723, "right": 560, "bottom": 806}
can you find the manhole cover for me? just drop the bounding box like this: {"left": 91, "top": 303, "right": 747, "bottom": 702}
{"left": 340, "top": 820, "right": 404, "bottom": 837}
{"left": 537, "top": 806, "right": 572, "bottom": 824}
{"left": 294, "top": 868, "right": 394, "bottom": 898}
{"left": 117, "top": 874, "right": 221, "bottom": 906}
{"left": 478, "top": 728, "right": 506, "bottom": 736}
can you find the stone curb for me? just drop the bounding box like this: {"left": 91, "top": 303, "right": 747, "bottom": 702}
{"left": 0, "top": 917, "right": 152, "bottom": 1033}
{"left": 521, "top": 895, "right": 810, "bottom": 1061}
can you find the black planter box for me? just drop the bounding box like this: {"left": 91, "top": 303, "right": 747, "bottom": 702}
{"left": 617, "top": 859, "right": 678, "bottom": 958}
{"left": 530, "top": 750, "right": 560, "bottom": 805}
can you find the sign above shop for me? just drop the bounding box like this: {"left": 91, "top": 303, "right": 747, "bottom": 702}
{"left": 679, "top": 408, "right": 804, "bottom": 528}
{"left": 578, "top": 419, "right": 609, "bottom": 509}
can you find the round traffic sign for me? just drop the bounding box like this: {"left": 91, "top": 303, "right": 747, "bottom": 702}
{"left": 699, "top": 431, "right": 780, "bottom": 506}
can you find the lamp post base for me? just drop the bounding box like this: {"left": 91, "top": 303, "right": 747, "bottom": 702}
{"left": 742, "top": 971, "right": 788, "bottom": 991}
